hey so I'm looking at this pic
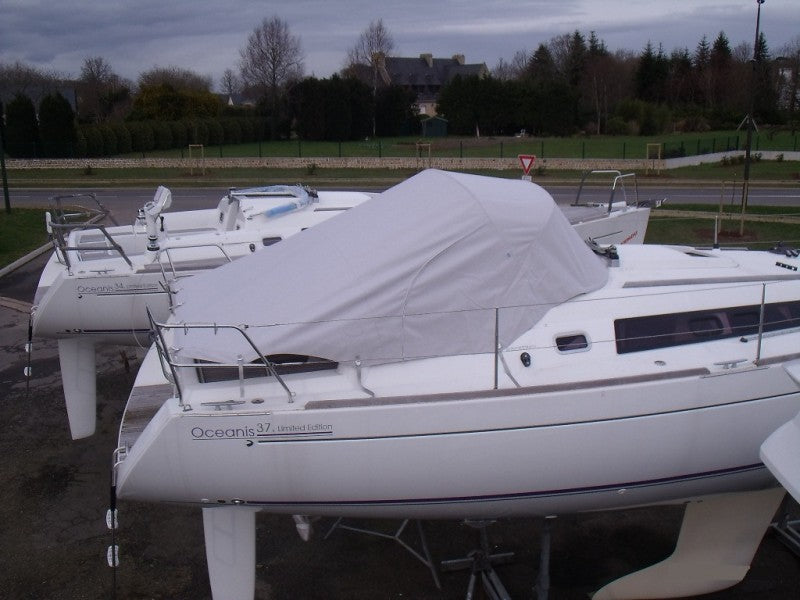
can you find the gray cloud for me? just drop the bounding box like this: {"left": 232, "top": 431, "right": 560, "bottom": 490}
{"left": 1, "top": 0, "right": 796, "bottom": 88}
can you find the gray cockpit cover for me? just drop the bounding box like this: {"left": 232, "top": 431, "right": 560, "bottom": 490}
{"left": 172, "top": 169, "right": 608, "bottom": 364}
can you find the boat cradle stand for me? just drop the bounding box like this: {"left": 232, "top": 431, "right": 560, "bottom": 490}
{"left": 772, "top": 514, "right": 800, "bottom": 557}
{"left": 324, "top": 518, "right": 441, "bottom": 588}
{"left": 441, "top": 519, "right": 516, "bottom": 600}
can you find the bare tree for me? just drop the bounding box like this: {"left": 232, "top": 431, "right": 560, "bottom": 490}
{"left": 492, "top": 50, "right": 529, "bottom": 81}
{"left": 0, "top": 60, "right": 65, "bottom": 103}
{"left": 81, "top": 56, "right": 113, "bottom": 85}
{"left": 78, "top": 56, "right": 131, "bottom": 122}
{"left": 220, "top": 68, "right": 241, "bottom": 97}
{"left": 344, "top": 19, "right": 395, "bottom": 137}
{"left": 732, "top": 42, "right": 752, "bottom": 63}
{"left": 778, "top": 35, "right": 800, "bottom": 131}
{"left": 345, "top": 19, "right": 395, "bottom": 69}
{"left": 239, "top": 16, "right": 304, "bottom": 100}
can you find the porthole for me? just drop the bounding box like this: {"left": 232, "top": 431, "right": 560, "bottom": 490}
{"left": 556, "top": 334, "right": 589, "bottom": 353}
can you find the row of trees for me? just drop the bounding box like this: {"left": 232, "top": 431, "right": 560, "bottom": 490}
{"left": 440, "top": 29, "right": 798, "bottom": 137}
{"left": 1, "top": 15, "right": 799, "bottom": 157}
{"left": 1, "top": 79, "right": 417, "bottom": 157}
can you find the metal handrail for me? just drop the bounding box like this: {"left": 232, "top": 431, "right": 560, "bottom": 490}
{"left": 144, "top": 277, "right": 793, "bottom": 410}
{"left": 156, "top": 242, "right": 235, "bottom": 280}
{"left": 49, "top": 192, "right": 113, "bottom": 226}
{"left": 573, "top": 170, "right": 639, "bottom": 213}
{"left": 147, "top": 310, "right": 295, "bottom": 409}
{"left": 46, "top": 193, "right": 130, "bottom": 271}
{"left": 48, "top": 221, "right": 134, "bottom": 271}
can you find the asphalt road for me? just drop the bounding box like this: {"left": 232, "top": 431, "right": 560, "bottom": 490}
{"left": 1, "top": 189, "right": 799, "bottom": 599}
{"left": 5, "top": 182, "right": 800, "bottom": 225}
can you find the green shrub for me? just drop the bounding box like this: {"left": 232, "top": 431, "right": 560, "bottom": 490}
{"left": 128, "top": 122, "right": 155, "bottom": 152}
{"left": 99, "top": 125, "right": 118, "bottom": 156}
{"left": 110, "top": 123, "right": 132, "bottom": 154}
{"left": 82, "top": 125, "right": 104, "bottom": 157}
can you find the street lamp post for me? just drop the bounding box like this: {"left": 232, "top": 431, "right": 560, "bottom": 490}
{"left": 0, "top": 100, "right": 11, "bottom": 214}
{"left": 741, "top": 0, "right": 765, "bottom": 229}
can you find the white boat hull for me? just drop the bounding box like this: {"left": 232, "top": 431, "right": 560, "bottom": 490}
{"left": 117, "top": 360, "right": 798, "bottom": 519}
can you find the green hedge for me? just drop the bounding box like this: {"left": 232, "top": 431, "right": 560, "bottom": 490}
{"left": 73, "top": 117, "right": 269, "bottom": 157}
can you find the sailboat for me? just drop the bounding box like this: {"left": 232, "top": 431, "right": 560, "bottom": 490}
{"left": 113, "top": 170, "right": 800, "bottom": 599}
{"left": 31, "top": 184, "right": 374, "bottom": 438}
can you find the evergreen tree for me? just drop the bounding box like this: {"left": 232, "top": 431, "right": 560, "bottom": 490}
{"left": 693, "top": 35, "right": 712, "bottom": 106}
{"left": 635, "top": 42, "right": 669, "bottom": 103}
{"left": 710, "top": 32, "right": 733, "bottom": 108}
{"left": 39, "top": 92, "right": 77, "bottom": 157}
{"left": 752, "top": 32, "right": 780, "bottom": 123}
{"left": 526, "top": 44, "right": 557, "bottom": 84}
{"left": 4, "top": 93, "right": 39, "bottom": 158}
{"left": 375, "top": 85, "right": 416, "bottom": 137}
{"left": 588, "top": 31, "right": 608, "bottom": 57}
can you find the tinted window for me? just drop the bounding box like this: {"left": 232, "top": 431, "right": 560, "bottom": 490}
{"left": 615, "top": 301, "right": 800, "bottom": 354}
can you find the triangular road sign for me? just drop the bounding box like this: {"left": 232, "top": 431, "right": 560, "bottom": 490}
{"left": 518, "top": 154, "right": 536, "bottom": 175}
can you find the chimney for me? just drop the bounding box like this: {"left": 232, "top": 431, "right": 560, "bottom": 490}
{"left": 452, "top": 54, "right": 465, "bottom": 65}
{"left": 420, "top": 53, "right": 433, "bottom": 68}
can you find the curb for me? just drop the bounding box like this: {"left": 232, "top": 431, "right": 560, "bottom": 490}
{"left": 0, "top": 295, "right": 33, "bottom": 313}
{"left": 0, "top": 243, "right": 53, "bottom": 280}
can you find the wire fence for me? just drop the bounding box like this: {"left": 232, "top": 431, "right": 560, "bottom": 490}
{"left": 8, "top": 132, "right": 800, "bottom": 161}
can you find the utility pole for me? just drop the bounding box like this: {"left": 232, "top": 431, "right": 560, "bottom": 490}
{"left": 0, "top": 100, "right": 11, "bottom": 214}
{"left": 741, "top": 0, "right": 765, "bottom": 226}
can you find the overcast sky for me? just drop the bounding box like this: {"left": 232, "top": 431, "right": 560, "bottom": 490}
{"left": 2, "top": 0, "right": 797, "bottom": 89}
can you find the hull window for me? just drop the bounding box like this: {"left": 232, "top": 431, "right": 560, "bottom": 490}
{"left": 615, "top": 300, "right": 800, "bottom": 354}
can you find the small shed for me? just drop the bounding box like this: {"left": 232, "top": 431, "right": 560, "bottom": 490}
{"left": 421, "top": 116, "right": 448, "bottom": 137}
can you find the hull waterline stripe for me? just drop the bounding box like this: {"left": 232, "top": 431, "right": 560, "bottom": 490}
{"left": 231, "top": 463, "right": 768, "bottom": 509}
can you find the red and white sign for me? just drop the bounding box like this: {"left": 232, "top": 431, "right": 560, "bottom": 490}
{"left": 518, "top": 154, "right": 536, "bottom": 175}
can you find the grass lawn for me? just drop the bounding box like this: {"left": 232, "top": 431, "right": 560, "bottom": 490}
{"left": 5, "top": 159, "right": 800, "bottom": 189}
{"left": 646, "top": 216, "right": 800, "bottom": 248}
{"left": 114, "top": 130, "right": 800, "bottom": 161}
{"left": 0, "top": 208, "right": 50, "bottom": 266}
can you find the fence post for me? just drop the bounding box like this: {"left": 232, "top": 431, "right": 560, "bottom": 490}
{"left": 622, "top": 142, "right": 626, "bottom": 159}
{"left": 500, "top": 141, "right": 503, "bottom": 158}
{"left": 540, "top": 140, "right": 544, "bottom": 159}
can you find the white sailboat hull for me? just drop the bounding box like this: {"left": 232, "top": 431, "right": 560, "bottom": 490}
{"left": 117, "top": 358, "right": 798, "bottom": 519}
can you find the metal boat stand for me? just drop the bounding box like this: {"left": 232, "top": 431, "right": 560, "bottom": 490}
{"left": 441, "top": 519, "right": 515, "bottom": 600}
{"left": 771, "top": 514, "right": 800, "bottom": 557}
{"left": 532, "top": 516, "right": 556, "bottom": 600}
{"left": 324, "top": 518, "right": 441, "bottom": 588}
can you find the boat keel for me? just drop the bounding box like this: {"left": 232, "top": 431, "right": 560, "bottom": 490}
{"left": 58, "top": 338, "right": 97, "bottom": 439}
{"left": 592, "top": 486, "right": 785, "bottom": 599}
{"left": 761, "top": 410, "right": 800, "bottom": 503}
{"left": 203, "top": 506, "right": 258, "bottom": 600}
